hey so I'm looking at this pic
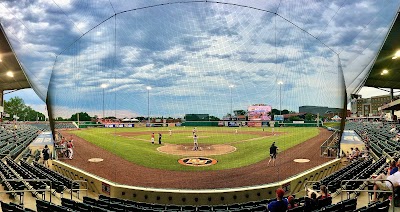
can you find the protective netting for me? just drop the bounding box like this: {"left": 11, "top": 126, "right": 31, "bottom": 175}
{"left": 49, "top": 2, "right": 344, "bottom": 119}
{"left": 0, "top": 0, "right": 398, "bottom": 101}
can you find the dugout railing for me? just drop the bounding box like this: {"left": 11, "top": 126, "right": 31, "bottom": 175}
{"left": 320, "top": 130, "right": 339, "bottom": 158}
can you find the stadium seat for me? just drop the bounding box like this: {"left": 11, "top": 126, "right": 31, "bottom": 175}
{"left": 287, "top": 205, "right": 304, "bottom": 212}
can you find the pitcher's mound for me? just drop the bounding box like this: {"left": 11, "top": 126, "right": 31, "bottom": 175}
{"left": 157, "top": 144, "right": 236, "bottom": 156}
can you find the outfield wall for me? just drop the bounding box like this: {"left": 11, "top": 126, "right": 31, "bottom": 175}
{"left": 52, "top": 159, "right": 341, "bottom": 205}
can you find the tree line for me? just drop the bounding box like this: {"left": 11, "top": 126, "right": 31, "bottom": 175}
{"left": 3, "top": 97, "right": 46, "bottom": 121}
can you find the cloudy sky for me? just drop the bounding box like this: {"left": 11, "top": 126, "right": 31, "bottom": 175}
{"left": 1, "top": 0, "right": 399, "bottom": 118}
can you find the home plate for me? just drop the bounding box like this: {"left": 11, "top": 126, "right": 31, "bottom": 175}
{"left": 294, "top": 159, "right": 310, "bottom": 163}
{"left": 88, "top": 158, "right": 104, "bottom": 163}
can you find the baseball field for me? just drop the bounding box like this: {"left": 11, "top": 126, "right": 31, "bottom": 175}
{"left": 68, "top": 127, "right": 320, "bottom": 171}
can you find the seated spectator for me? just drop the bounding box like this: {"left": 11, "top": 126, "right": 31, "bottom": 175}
{"left": 318, "top": 185, "right": 330, "bottom": 199}
{"left": 304, "top": 192, "right": 318, "bottom": 211}
{"left": 361, "top": 147, "right": 370, "bottom": 159}
{"left": 389, "top": 160, "right": 399, "bottom": 175}
{"left": 267, "top": 188, "right": 288, "bottom": 212}
{"left": 352, "top": 147, "right": 360, "bottom": 159}
{"left": 307, "top": 185, "right": 330, "bottom": 199}
{"left": 390, "top": 125, "right": 397, "bottom": 133}
{"left": 393, "top": 134, "right": 400, "bottom": 142}
{"left": 287, "top": 195, "right": 298, "bottom": 210}
{"left": 371, "top": 162, "right": 400, "bottom": 202}
{"left": 347, "top": 148, "right": 355, "bottom": 160}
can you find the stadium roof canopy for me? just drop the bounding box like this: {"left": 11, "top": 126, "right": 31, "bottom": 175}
{"left": 0, "top": 24, "right": 30, "bottom": 91}
{"left": 364, "top": 12, "right": 400, "bottom": 89}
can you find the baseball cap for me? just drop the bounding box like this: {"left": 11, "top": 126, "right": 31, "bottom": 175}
{"left": 276, "top": 188, "right": 285, "bottom": 198}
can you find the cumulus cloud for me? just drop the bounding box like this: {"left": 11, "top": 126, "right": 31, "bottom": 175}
{"left": 1, "top": 1, "right": 398, "bottom": 117}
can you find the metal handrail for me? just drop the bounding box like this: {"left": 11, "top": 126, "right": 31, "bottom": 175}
{"left": 0, "top": 178, "right": 53, "bottom": 204}
{"left": 303, "top": 180, "right": 329, "bottom": 196}
{"left": 340, "top": 179, "right": 394, "bottom": 212}
{"left": 70, "top": 179, "right": 88, "bottom": 199}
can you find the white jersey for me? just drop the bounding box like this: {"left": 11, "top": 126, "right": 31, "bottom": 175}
{"left": 193, "top": 136, "right": 198, "bottom": 144}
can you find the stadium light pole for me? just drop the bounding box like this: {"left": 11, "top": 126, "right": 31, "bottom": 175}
{"left": 100, "top": 84, "right": 108, "bottom": 120}
{"left": 229, "top": 85, "right": 234, "bottom": 119}
{"left": 146, "top": 86, "right": 152, "bottom": 124}
{"left": 278, "top": 81, "right": 283, "bottom": 115}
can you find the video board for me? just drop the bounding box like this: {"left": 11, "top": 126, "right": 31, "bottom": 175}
{"left": 247, "top": 105, "right": 272, "bottom": 121}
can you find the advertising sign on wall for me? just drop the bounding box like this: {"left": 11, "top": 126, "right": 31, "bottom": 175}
{"left": 274, "top": 115, "right": 284, "bottom": 121}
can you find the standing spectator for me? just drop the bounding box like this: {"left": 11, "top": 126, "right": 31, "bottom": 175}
{"left": 267, "top": 188, "right": 288, "bottom": 212}
{"left": 42, "top": 145, "right": 50, "bottom": 167}
{"left": 67, "top": 140, "right": 74, "bottom": 159}
{"left": 158, "top": 133, "right": 162, "bottom": 145}
{"left": 193, "top": 134, "right": 199, "bottom": 151}
{"left": 268, "top": 142, "right": 279, "bottom": 166}
{"left": 151, "top": 132, "right": 155, "bottom": 144}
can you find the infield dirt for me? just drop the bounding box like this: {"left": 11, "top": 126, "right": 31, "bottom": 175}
{"left": 60, "top": 128, "right": 333, "bottom": 189}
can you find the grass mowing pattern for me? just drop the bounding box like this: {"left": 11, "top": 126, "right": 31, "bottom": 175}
{"left": 70, "top": 127, "right": 319, "bottom": 171}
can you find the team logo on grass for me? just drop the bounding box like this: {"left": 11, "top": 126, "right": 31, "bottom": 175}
{"left": 178, "top": 157, "right": 218, "bottom": 167}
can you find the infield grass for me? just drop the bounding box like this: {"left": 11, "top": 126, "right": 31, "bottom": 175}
{"left": 70, "top": 127, "right": 320, "bottom": 171}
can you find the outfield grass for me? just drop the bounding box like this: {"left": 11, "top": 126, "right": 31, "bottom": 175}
{"left": 323, "top": 122, "right": 340, "bottom": 129}
{"left": 70, "top": 127, "right": 320, "bottom": 171}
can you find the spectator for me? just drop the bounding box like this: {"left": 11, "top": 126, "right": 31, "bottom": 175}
{"left": 267, "top": 188, "right": 288, "bottom": 212}
{"left": 390, "top": 125, "right": 397, "bottom": 133}
{"left": 307, "top": 185, "right": 330, "bottom": 199}
{"left": 371, "top": 162, "right": 400, "bottom": 202}
{"left": 347, "top": 148, "right": 354, "bottom": 160}
{"left": 287, "top": 195, "right": 298, "bottom": 210}
{"left": 389, "top": 160, "right": 398, "bottom": 175}
{"left": 42, "top": 145, "right": 50, "bottom": 168}
{"left": 393, "top": 134, "right": 400, "bottom": 142}
{"left": 304, "top": 192, "right": 318, "bottom": 211}
{"left": 353, "top": 147, "right": 360, "bottom": 159}
{"left": 318, "top": 185, "right": 330, "bottom": 199}
{"left": 361, "top": 147, "right": 370, "bottom": 159}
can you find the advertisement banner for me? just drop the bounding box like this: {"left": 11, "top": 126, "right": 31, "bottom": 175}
{"left": 105, "top": 124, "right": 134, "bottom": 128}
{"left": 274, "top": 115, "right": 284, "bottom": 121}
